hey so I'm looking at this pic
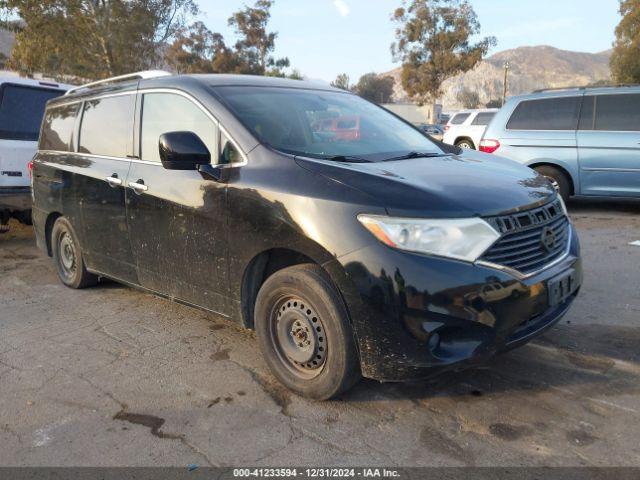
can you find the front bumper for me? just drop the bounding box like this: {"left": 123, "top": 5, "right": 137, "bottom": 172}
{"left": 0, "top": 186, "right": 31, "bottom": 211}
{"left": 329, "top": 223, "right": 582, "bottom": 381}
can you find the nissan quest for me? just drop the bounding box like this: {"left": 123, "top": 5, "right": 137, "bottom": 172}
{"left": 31, "top": 72, "right": 582, "bottom": 399}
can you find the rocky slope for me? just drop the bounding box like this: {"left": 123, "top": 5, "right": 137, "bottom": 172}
{"left": 385, "top": 45, "right": 612, "bottom": 109}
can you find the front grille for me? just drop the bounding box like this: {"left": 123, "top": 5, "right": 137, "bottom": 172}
{"left": 481, "top": 199, "right": 570, "bottom": 275}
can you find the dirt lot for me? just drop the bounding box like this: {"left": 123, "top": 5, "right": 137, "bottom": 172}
{"left": 1, "top": 199, "right": 639, "bottom": 467}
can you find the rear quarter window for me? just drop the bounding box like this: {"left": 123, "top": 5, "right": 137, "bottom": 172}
{"left": 471, "top": 112, "right": 495, "bottom": 126}
{"left": 593, "top": 93, "right": 640, "bottom": 131}
{"left": 40, "top": 103, "right": 80, "bottom": 152}
{"left": 450, "top": 113, "right": 470, "bottom": 125}
{"left": 0, "top": 84, "right": 64, "bottom": 141}
{"left": 506, "top": 96, "right": 581, "bottom": 131}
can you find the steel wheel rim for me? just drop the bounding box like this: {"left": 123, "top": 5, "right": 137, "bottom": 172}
{"left": 269, "top": 295, "right": 327, "bottom": 379}
{"left": 58, "top": 231, "right": 77, "bottom": 279}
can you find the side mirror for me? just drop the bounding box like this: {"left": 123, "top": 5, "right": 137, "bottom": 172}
{"left": 159, "top": 131, "right": 211, "bottom": 170}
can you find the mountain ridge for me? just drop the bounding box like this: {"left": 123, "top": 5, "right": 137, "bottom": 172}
{"left": 384, "top": 45, "right": 612, "bottom": 109}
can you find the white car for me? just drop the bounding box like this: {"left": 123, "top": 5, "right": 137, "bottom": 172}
{"left": 443, "top": 108, "right": 498, "bottom": 150}
{"left": 0, "top": 76, "right": 71, "bottom": 232}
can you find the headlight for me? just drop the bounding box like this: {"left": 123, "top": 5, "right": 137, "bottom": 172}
{"left": 557, "top": 195, "right": 569, "bottom": 217}
{"left": 357, "top": 214, "right": 500, "bottom": 262}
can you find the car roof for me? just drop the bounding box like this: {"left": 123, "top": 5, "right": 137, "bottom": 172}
{"left": 0, "top": 75, "right": 73, "bottom": 91}
{"left": 508, "top": 84, "right": 640, "bottom": 103}
{"left": 52, "top": 73, "right": 344, "bottom": 106}
{"left": 452, "top": 108, "right": 499, "bottom": 115}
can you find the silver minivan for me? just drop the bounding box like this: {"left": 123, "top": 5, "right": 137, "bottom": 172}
{"left": 480, "top": 86, "right": 640, "bottom": 201}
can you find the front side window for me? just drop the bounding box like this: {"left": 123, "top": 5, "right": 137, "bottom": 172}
{"left": 215, "top": 86, "right": 442, "bottom": 161}
{"left": 0, "top": 84, "right": 64, "bottom": 141}
{"left": 507, "top": 96, "right": 581, "bottom": 131}
{"left": 593, "top": 94, "right": 640, "bottom": 132}
{"left": 471, "top": 112, "right": 495, "bottom": 126}
{"left": 79, "top": 95, "right": 134, "bottom": 157}
{"left": 219, "top": 131, "right": 242, "bottom": 165}
{"left": 140, "top": 93, "right": 218, "bottom": 163}
{"left": 39, "top": 103, "right": 80, "bottom": 152}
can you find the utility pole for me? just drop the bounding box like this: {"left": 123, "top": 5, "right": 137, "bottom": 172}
{"left": 502, "top": 61, "right": 510, "bottom": 106}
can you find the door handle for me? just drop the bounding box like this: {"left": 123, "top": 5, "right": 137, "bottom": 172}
{"left": 105, "top": 175, "right": 122, "bottom": 187}
{"left": 128, "top": 180, "right": 148, "bottom": 193}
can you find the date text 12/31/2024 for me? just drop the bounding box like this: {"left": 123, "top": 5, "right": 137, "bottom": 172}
{"left": 233, "top": 468, "right": 402, "bottom": 478}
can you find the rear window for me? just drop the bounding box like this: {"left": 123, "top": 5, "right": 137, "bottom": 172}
{"left": 79, "top": 95, "right": 134, "bottom": 157}
{"left": 450, "top": 113, "right": 470, "bottom": 125}
{"left": 594, "top": 94, "right": 640, "bottom": 131}
{"left": 507, "top": 96, "right": 581, "bottom": 130}
{"left": 40, "top": 103, "right": 80, "bottom": 152}
{"left": 0, "top": 84, "right": 64, "bottom": 141}
{"left": 471, "top": 112, "right": 495, "bottom": 126}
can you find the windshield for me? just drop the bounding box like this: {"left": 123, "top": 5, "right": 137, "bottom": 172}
{"left": 214, "top": 86, "right": 443, "bottom": 161}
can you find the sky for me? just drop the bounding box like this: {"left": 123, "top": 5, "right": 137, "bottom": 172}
{"left": 196, "top": 0, "right": 622, "bottom": 83}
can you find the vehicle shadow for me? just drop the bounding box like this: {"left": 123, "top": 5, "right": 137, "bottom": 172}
{"left": 339, "top": 322, "right": 640, "bottom": 403}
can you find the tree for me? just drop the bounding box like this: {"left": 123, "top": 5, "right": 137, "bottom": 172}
{"left": 287, "top": 69, "right": 304, "bottom": 80}
{"left": 610, "top": 0, "right": 640, "bottom": 84}
{"left": 485, "top": 99, "right": 502, "bottom": 108}
{"left": 165, "top": 21, "right": 216, "bottom": 74}
{"left": 354, "top": 73, "right": 395, "bottom": 103}
{"left": 391, "top": 0, "right": 495, "bottom": 104}
{"left": 331, "top": 73, "right": 350, "bottom": 90}
{"left": 164, "top": 0, "right": 295, "bottom": 77}
{"left": 0, "top": 0, "right": 198, "bottom": 81}
{"left": 456, "top": 87, "right": 480, "bottom": 108}
{"left": 228, "top": 0, "right": 289, "bottom": 75}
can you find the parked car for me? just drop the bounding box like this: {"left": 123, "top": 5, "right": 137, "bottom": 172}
{"left": 415, "top": 123, "right": 444, "bottom": 141}
{"left": 32, "top": 72, "right": 582, "bottom": 399}
{"left": 314, "top": 115, "right": 361, "bottom": 141}
{"left": 443, "top": 108, "right": 498, "bottom": 149}
{"left": 0, "top": 77, "right": 69, "bottom": 232}
{"left": 480, "top": 86, "right": 640, "bottom": 201}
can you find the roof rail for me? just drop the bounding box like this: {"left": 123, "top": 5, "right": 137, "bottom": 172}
{"left": 533, "top": 83, "right": 640, "bottom": 93}
{"left": 65, "top": 70, "right": 171, "bottom": 96}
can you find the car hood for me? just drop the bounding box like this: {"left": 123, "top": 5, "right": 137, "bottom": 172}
{"left": 295, "top": 149, "right": 555, "bottom": 218}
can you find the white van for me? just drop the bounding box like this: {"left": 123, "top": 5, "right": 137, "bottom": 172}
{"left": 0, "top": 76, "right": 70, "bottom": 232}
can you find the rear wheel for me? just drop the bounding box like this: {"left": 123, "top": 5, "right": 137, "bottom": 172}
{"left": 455, "top": 138, "right": 475, "bottom": 149}
{"left": 254, "top": 264, "right": 361, "bottom": 400}
{"left": 534, "top": 165, "right": 571, "bottom": 203}
{"left": 51, "top": 217, "right": 98, "bottom": 289}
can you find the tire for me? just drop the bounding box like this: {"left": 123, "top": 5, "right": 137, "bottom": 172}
{"left": 534, "top": 165, "right": 571, "bottom": 203}
{"left": 455, "top": 139, "right": 475, "bottom": 149}
{"left": 51, "top": 217, "right": 98, "bottom": 289}
{"left": 254, "top": 264, "right": 361, "bottom": 400}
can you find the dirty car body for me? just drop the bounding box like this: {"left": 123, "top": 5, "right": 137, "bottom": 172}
{"left": 32, "top": 74, "right": 582, "bottom": 390}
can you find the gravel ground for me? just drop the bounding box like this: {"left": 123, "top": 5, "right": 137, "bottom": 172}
{"left": 1, "top": 199, "right": 639, "bottom": 467}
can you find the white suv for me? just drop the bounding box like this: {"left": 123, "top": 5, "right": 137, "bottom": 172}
{"left": 443, "top": 108, "right": 498, "bottom": 150}
{"left": 0, "top": 77, "right": 70, "bottom": 232}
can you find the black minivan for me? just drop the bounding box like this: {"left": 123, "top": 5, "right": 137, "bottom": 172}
{"left": 32, "top": 72, "right": 582, "bottom": 399}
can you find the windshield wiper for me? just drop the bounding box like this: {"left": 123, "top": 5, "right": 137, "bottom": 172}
{"left": 324, "top": 155, "right": 372, "bottom": 163}
{"left": 382, "top": 151, "right": 448, "bottom": 162}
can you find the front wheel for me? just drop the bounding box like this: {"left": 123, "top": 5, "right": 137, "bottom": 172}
{"left": 254, "top": 264, "right": 361, "bottom": 400}
{"left": 51, "top": 217, "right": 98, "bottom": 289}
